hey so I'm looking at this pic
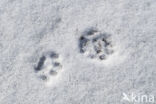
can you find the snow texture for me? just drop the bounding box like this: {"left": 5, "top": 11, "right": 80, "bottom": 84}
{"left": 0, "top": 0, "right": 156, "bottom": 104}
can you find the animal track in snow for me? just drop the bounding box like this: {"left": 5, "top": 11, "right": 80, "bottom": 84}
{"left": 34, "top": 51, "right": 62, "bottom": 85}
{"left": 79, "top": 28, "right": 114, "bottom": 61}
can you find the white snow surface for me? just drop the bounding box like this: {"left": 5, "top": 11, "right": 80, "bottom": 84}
{"left": 0, "top": 0, "right": 156, "bottom": 104}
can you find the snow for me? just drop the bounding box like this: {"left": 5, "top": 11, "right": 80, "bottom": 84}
{"left": 0, "top": 0, "right": 156, "bottom": 104}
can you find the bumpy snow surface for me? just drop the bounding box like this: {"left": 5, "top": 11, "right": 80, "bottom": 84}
{"left": 0, "top": 0, "right": 156, "bottom": 104}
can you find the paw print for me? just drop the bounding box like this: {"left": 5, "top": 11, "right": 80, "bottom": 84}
{"left": 79, "top": 28, "right": 114, "bottom": 60}
{"left": 34, "top": 51, "right": 62, "bottom": 82}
